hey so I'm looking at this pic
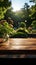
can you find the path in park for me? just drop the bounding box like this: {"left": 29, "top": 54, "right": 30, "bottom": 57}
{"left": 0, "top": 38, "right": 36, "bottom": 50}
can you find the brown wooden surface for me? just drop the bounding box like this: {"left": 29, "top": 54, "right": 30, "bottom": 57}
{"left": 0, "top": 38, "right": 36, "bottom": 50}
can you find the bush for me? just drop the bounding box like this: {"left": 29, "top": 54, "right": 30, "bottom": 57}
{"left": 11, "top": 32, "right": 28, "bottom": 38}
{"left": 32, "top": 30, "right": 36, "bottom": 33}
{"left": 16, "top": 28, "right": 29, "bottom": 33}
{"left": 0, "top": 21, "right": 14, "bottom": 38}
{"left": 19, "top": 22, "right": 26, "bottom": 28}
{"left": 9, "top": 30, "right": 16, "bottom": 37}
{"left": 10, "top": 28, "right": 28, "bottom": 38}
{"left": 31, "top": 20, "right": 36, "bottom": 29}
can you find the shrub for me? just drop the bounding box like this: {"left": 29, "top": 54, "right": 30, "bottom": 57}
{"left": 11, "top": 32, "right": 28, "bottom": 38}
{"left": 0, "top": 21, "right": 14, "bottom": 38}
{"left": 31, "top": 20, "right": 36, "bottom": 29}
{"left": 32, "top": 30, "right": 36, "bottom": 33}
{"left": 10, "top": 28, "right": 28, "bottom": 38}
{"left": 16, "top": 28, "right": 29, "bottom": 33}
{"left": 19, "top": 22, "right": 26, "bottom": 28}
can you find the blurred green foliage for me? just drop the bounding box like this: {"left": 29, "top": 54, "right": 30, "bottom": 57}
{"left": 0, "top": 0, "right": 36, "bottom": 38}
{"left": 0, "top": 21, "right": 14, "bottom": 38}
{"left": 0, "top": 0, "right": 11, "bottom": 20}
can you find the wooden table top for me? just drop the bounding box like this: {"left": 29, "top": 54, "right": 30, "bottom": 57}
{"left": 0, "top": 38, "right": 36, "bottom": 50}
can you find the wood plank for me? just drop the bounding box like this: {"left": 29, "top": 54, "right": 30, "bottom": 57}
{"left": 0, "top": 38, "right": 36, "bottom": 50}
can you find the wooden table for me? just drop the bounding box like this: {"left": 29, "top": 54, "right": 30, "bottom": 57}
{"left": 0, "top": 38, "right": 36, "bottom": 58}
{"left": 0, "top": 38, "right": 36, "bottom": 50}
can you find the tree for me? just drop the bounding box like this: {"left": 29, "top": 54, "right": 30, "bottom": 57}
{"left": 22, "top": 3, "right": 31, "bottom": 28}
{"left": 30, "top": 0, "right": 36, "bottom": 4}
{"left": 30, "top": 5, "right": 36, "bottom": 21}
{"left": 15, "top": 10, "right": 24, "bottom": 22}
{"left": 4, "top": 8, "right": 21, "bottom": 28}
{"left": 30, "top": 0, "right": 36, "bottom": 24}
{"left": 0, "top": 0, "right": 11, "bottom": 20}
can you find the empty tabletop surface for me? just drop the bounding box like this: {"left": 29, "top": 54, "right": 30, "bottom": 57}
{"left": 0, "top": 38, "right": 36, "bottom": 50}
